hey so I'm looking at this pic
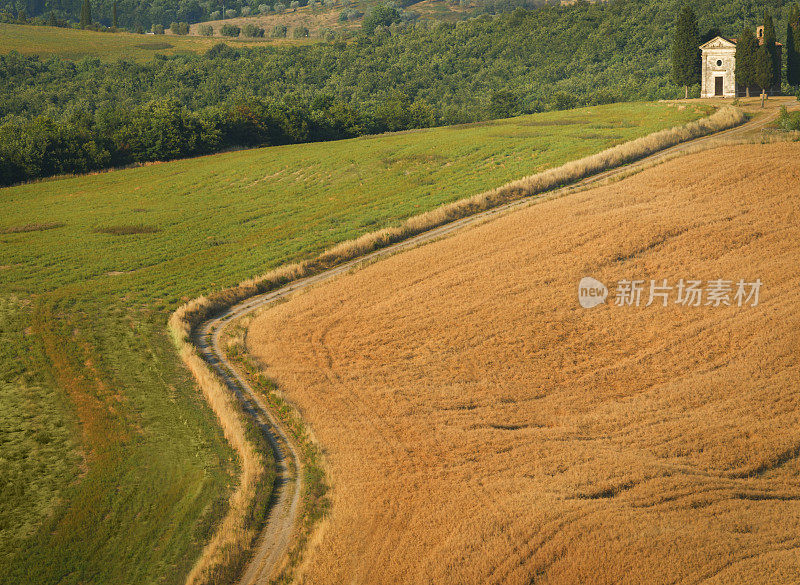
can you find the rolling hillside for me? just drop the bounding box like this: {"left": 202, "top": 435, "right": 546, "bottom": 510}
{"left": 188, "top": 0, "right": 474, "bottom": 39}
{"left": 0, "top": 22, "right": 273, "bottom": 60}
{"left": 247, "top": 141, "right": 800, "bottom": 584}
{"left": 0, "top": 103, "right": 701, "bottom": 584}
{"left": 2, "top": 0, "right": 796, "bottom": 186}
{"left": 0, "top": 1, "right": 468, "bottom": 62}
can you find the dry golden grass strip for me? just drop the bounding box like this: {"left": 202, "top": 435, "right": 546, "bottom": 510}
{"left": 168, "top": 329, "right": 268, "bottom": 585}
{"left": 0, "top": 221, "right": 65, "bottom": 233}
{"left": 248, "top": 143, "right": 800, "bottom": 584}
{"left": 168, "top": 106, "right": 746, "bottom": 583}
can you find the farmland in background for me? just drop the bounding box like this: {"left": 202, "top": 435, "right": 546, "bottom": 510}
{"left": 0, "top": 0, "right": 518, "bottom": 58}
{"left": 0, "top": 23, "right": 276, "bottom": 60}
{"left": 189, "top": 0, "right": 473, "bottom": 39}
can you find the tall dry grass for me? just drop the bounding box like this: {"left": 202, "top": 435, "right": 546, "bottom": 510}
{"left": 168, "top": 322, "right": 267, "bottom": 585}
{"left": 168, "top": 105, "right": 745, "bottom": 584}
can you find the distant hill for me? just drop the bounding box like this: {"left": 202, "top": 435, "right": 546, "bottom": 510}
{"left": 0, "top": 22, "right": 278, "bottom": 60}
{"left": 7, "top": 0, "right": 549, "bottom": 30}
{"left": 12, "top": 0, "right": 785, "bottom": 32}
{"left": 4, "top": 0, "right": 797, "bottom": 63}
{"left": 3, "top": 0, "right": 795, "bottom": 46}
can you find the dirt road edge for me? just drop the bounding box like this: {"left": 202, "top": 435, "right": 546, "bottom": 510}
{"left": 169, "top": 105, "right": 751, "bottom": 585}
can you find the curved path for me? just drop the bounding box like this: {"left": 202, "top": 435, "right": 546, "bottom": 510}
{"left": 192, "top": 101, "right": 787, "bottom": 585}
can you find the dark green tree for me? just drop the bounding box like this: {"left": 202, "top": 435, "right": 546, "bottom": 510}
{"left": 762, "top": 10, "right": 780, "bottom": 92}
{"left": 489, "top": 90, "right": 518, "bottom": 118}
{"left": 362, "top": 4, "right": 400, "bottom": 35}
{"left": 735, "top": 26, "right": 758, "bottom": 97}
{"left": 79, "top": 0, "right": 91, "bottom": 27}
{"left": 787, "top": 4, "right": 800, "bottom": 87}
{"left": 701, "top": 26, "right": 722, "bottom": 44}
{"left": 112, "top": 0, "right": 117, "bottom": 28}
{"left": 671, "top": 6, "right": 701, "bottom": 99}
{"left": 754, "top": 43, "right": 774, "bottom": 107}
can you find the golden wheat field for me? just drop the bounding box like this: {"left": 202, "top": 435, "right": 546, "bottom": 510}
{"left": 247, "top": 143, "right": 800, "bottom": 584}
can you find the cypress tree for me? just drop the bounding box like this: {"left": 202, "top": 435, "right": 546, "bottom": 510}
{"left": 702, "top": 26, "right": 722, "bottom": 44}
{"left": 789, "top": 22, "right": 798, "bottom": 87}
{"left": 672, "top": 5, "right": 701, "bottom": 99}
{"left": 762, "top": 10, "right": 780, "bottom": 93}
{"left": 754, "top": 44, "right": 774, "bottom": 107}
{"left": 112, "top": 0, "right": 118, "bottom": 28}
{"left": 79, "top": 0, "right": 91, "bottom": 27}
{"left": 735, "top": 26, "right": 758, "bottom": 97}
{"left": 787, "top": 4, "right": 800, "bottom": 87}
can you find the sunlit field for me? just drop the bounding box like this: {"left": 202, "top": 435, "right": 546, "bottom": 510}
{"left": 248, "top": 142, "right": 800, "bottom": 584}
{"left": 0, "top": 102, "right": 705, "bottom": 584}
{"left": 0, "top": 22, "right": 272, "bottom": 60}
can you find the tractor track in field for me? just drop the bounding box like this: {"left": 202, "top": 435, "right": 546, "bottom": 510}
{"left": 192, "top": 102, "right": 787, "bottom": 585}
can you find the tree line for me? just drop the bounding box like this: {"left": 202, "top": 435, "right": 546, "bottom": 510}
{"left": 3, "top": 0, "right": 800, "bottom": 186}
{"left": 0, "top": 91, "right": 438, "bottom": 186}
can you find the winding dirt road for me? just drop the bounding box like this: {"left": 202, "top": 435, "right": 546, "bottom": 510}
{"left": 192, "top": 100, "right": 789, "bottom": 585}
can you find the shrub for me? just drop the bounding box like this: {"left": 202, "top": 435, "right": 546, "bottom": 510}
{"left": 489, "top": 89, "right": 517, "bottom": 118}
{"left": 290, "top": 0, "right": 299, "bottom": 9}
{"left": 221, "top": 23, "right": 241, "bottom": 36}
{"left": 242, "top": 23, "right": 265, "bottom": 37}
{"left": 151, "top": 23, "right": 164, "bottom": 34}
{"left": 225, "top": 8, "right": 238, "bottom": 17}
{"left": 170, "top": 21, "right": 179, "bottom": 33}
{"left": 176, "top": 22, "right": 189, "bottom": 35}
{"left": 209, "top": 10, "right": 221, "bottom": 19}
{"left": 339, "top": 8, "right": 361, "bottom": 20}
{"left": 362, "top": 3, "right": 400, "bottom": 34}
{"left": 777, "top": 105, "right": 800, "bottom": 131}
{"left": 552, "top": 91, "right": 578, "bottom": 111}
{"left": 240, "top": 6, "right": 251, "bottom": 15}
{"left": 258, "top": 3, "right": 269, "bottom": 12}
{"left": 199, "top": 24, "right": 213, "bottom": 36}
{"left": 293, "top": 25, "right": 309, "bottom": 38}
{"left": 274, "top": 2, "right": 286, "bottom": 12}
{"left": 206, "top": 42, "right": 239, "bottom": 58}
{"left": 271, "top": 24, "right": 287, "bottom": 37}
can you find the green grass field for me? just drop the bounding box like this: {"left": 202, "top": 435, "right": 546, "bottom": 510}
{"left": 0, "top": 102, "right": 707, "bottom": 584}
{"left": 0, "top": 0, "right": 470, "bottom": 61}
{"left": 0, "top": 23, "right": 276, "bottom": 60}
